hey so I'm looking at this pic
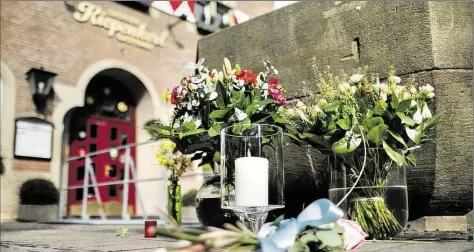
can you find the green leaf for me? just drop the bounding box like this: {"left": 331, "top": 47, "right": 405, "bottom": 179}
{"left": 183, "top": 128, "right": 207, "bottom": 137}
{"left": 303, "top": 133, "right": 328, "bottom": 150}
{"left": 208, "top": 123, "right": 222, "bottom": 137}
{"left": 396, "top": 112, "right": 415, "bottom": 126}
{"left": 362, "top": 117, "right": 384, "bottom": 131}
{"left": 397, "top": 99, "right": 412, "bottom": 112}
{"left": 284, "top": 132, "right": 303, "bottom": 145}
{"left": 390, "top": 94, "right": 399, "bottom": 109}
{"left": 299, "top": 233, "right": 318, "bottom": 244}
{"left": 374, "top": 99, "right": 388, "bottom": 115}
{"left": 382, "top": 140, "right": 406, "bottom": 166}
{"left": 331, "top": 131, "right": 362, "bottom": 154}
{"left": 183, "top": 122, "right": 196, "bottom": 131}
{"left": 406, "top": 127, "right": 421, "bottom": 145}
{"left": 288, "top": 241, "right": 310, "bottom": 252}
{"left": 367, "top": 124, "right": 388, "bottom": 145}
{"left": 315, "top": 230, "right": 343, "bottom": 248}
{"left": 230, "top": 91, "right": 245, "bottom": 105}
{"left": 425, "top": 114, "right": 441, "bottom": 130}
{"left": 213, "top": 152, "right": 221, "bottom": 164}
{"left": 407, "top": 152, "right": 417, "bottom": 166}
{"left": 145, "top": 124, "right": 173, "bottom": 132}
{"left": 209, "top": 109, "right": 227, "bottom": 119}
{"left": 215, "top": 82, "right": 227, "bottom": 109}
{"left": 336, "top": 119, "right": 350, "bottom": 130}
{"left": 323, "top": 102, "right": 341, "bottom": 113}
{"left": 388, "top": 130, "right": 407, "bottom": 147}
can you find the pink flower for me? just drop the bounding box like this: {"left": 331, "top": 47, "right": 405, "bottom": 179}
{"left": 268, "top": 86, "right": 286, "bottom": 105}
{"left": 336, "top": 219, "right": 368, "bottom": 250}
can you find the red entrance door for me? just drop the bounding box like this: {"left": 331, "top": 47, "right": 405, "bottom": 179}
{"left": 67, "top": 116, "right": 136, "bottom": 217}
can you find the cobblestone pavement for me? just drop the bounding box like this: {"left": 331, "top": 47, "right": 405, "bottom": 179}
{"left": 0, "top": 222, "right": 472, "bottom": 252}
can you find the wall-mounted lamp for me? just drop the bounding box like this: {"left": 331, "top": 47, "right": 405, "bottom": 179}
{"left": 26, "top": 67, "right": 56, "bottom": 115}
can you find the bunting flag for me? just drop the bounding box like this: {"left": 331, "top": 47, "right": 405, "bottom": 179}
{"left": 150, "top": 1, "right": 249, "bottom": 25}
{"left": 151, "top": 1, "right": 197, "bottom": 23}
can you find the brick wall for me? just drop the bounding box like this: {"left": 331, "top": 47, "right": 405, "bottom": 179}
{"left": 0, "top": 1, "right": 274, "bottom": 220}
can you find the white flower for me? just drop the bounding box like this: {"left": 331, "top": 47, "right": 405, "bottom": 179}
{"left": 413, "top": 108, "right": 423, "bottom": 124}
{"left": 349, "top": 74, "right": 364, "bottom": 84}
{"left": 339, "top": 82, "right": 351, "bottom": 92}
{"left": 232, "top": 108, "right": 248, "bottom": 122}
{"left": 421, "top": 84, "right": 435, "bottom": 92}
{"left": 410, "top": 87, "right": 417, "bottom": 94}
{"left": 389, "top": 75, "right": 402, "bottom": 84}
{"left": 208, "top": 91, "right": 218, "bottom": 101}
{"left": 426, "top": 92, "right": 435, "bottom": 99}
{"left": 421, "top": 103, "right": 432, "bottom": 119}
{"left": 350, "top": 86, "right": 357, "bottom": 94}
{"left": 183, "top": 58, "right": 205, "bottom": 70}
{"left": 402, "top": 91, "right": 411, "bottom": 99}
{"left": 191, "top": 100, "right": 200, "bottom": 107}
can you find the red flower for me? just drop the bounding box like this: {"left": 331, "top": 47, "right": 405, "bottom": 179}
{"left": 170, "top": 85, "right": 187, "bottom": 105}
{"left": 236, "top": 69, "right": 257, "bottom": 86}
{"left": 208, "top": 72, "right": 215, "bottom": 78}
{"left": 269, "top": 77, "right": 279, "bottom": 87}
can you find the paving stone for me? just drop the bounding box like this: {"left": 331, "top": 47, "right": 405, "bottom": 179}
{"left": 1, "top": 223, "right": 473, "bottom": 252}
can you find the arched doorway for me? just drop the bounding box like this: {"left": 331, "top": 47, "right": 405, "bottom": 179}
{"left": 66, "top": 69, "right": 146, "bottom": 217}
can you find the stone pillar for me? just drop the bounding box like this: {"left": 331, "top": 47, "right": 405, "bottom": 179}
{"left": 197, "top": 1, "right": 473, "bottom": 218}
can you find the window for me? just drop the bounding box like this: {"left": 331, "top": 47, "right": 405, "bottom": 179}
{"left": 76, "top": 188, "right": 83, "bottom": 201}
{"left": 119, "top": 168, "right": 125, "bottom": 180}
{"left": 90, "top": 124, "right": 97, "bottom": 138}
{"left": 109, "top": 185, "right": 117, "bottom": 197}
{"left": 89, "top": 144, "right": 97, "bottom": 153}
{"left": 76, "top": 166, "right": 85, "bottom": 180}
{"left": 110, "top": 127, "right": 117, "bottom": 141}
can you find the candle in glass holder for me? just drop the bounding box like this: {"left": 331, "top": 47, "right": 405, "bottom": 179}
{"left": 235, "top": 157, "right": 269, "bottom": 206}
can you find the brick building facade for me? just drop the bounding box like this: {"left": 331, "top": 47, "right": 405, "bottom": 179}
{"left": 0, "top": 1, "right": 273, "bottom": 220}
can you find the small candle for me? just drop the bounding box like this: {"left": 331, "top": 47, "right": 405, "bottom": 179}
{"left": 235, "top": 157, "right": 269, "bottom": 206}
{"left": 144, "top": 220, "right": 157, "bottom": 238}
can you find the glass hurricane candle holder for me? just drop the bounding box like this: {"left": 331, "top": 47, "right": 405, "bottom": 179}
{"left": 220, "top": 124, "right": 285, "bottom": 233}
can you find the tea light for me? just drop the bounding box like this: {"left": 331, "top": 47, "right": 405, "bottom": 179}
{"left": 235, "top": 157, "right": 269, "bottom": 206}
{"left": 144, "top": 220, "right": 157, "bottom": 238}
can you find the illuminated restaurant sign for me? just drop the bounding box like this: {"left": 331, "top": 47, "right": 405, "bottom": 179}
{"left": 73, "top": 2, "right": 166, "bottom": 51}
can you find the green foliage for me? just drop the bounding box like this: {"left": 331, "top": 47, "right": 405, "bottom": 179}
{"left": 19, "top": 178, "right": 59, "bottom": 205}
{"left": 282, "top": 67, "right": 440, "bottom": 168}
{"left": 146, "top": 58, "right": 287, "bottom": 167}
{"left": 291, "top": 227, "right": 344, "bottom": 252}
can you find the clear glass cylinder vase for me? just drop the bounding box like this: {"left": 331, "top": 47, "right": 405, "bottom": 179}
{"left": 220, "top": 124, "right": 285, "bottom": 233}
{"left": 328, "top": 151, "right": 408, "bottom": 240}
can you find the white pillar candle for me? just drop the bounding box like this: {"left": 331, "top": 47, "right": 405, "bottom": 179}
{"left": 235, "top": 157, "right": 269, "bottom": 207}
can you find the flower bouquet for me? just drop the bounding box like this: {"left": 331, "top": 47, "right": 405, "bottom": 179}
{"left": 156, "top": 139, "right": 193, "bottom": 224}
{"left": 281, "top": 66, "right": 440, "bottom": 239}
{"left": 146, "top": 58, "right": 288, "bottom": 168}
{"left": 154, "top": 199, "right": 367, "bottom": 252}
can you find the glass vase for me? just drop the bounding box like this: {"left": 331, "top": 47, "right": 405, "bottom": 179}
{"left": 220, "top": 124, "right": 285, "bottom": 233}
{"left": 195, "top": 173, "right": 239, "bottom": 229}
{"left": 328, "top": 150, "right": 408, "bottom": 240}
{"left": 168, "top": 183, "right": 182, "bottom": 225}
